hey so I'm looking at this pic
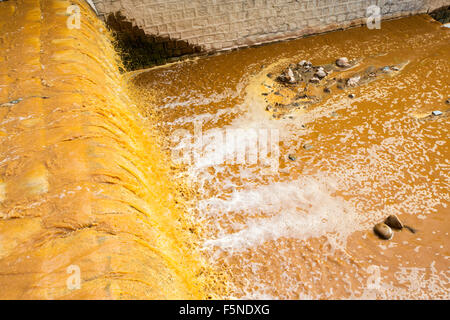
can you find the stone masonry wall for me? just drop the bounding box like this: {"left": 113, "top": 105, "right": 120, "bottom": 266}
{"left": 92, "top": 0, "right": 449, "bottom": 66}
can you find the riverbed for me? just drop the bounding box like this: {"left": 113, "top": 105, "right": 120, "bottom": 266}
{"left": 131, "top": 15, "right": 449, "bottom": 299}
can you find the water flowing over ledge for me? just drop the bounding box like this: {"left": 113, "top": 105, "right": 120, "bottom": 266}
{"left": 0, "top": 0, "right": 222, "bottom": 299}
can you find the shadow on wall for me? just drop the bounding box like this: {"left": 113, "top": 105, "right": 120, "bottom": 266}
{"left": 106, "top": 12, "right": 203, "bottom": 71}
{"left": 429, "top": 5, "right": 450, "bottom": 23}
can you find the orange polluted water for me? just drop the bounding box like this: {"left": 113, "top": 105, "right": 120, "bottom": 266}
{"left": 132, "top": 15, "right": 450, "bottom": 299}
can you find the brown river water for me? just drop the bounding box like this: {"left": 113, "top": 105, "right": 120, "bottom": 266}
{"left": 131, "top": 15, "right": 449, "bottom": 299}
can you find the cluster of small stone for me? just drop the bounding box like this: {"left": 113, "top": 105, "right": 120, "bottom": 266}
{"left": 264, "top": 57, "right": 448, "bottom": 121}
{"left": 263, "top": 57, "right": 408, "bottom": 119}
{"left": 275, "top": 57, "right": 407, "bottom": 92}
{"left": 276, "top": 57, "right": 352, "bottom": 86}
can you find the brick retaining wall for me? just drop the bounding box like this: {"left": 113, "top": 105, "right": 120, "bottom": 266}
{"left": 91, "top": 0, "right": 449, "bottom": 67}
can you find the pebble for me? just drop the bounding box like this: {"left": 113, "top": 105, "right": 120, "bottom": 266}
{"left": 347, "top": 75, "right": 360, "bottom": 87}
{"left": 348, "top": 93, "right": 355, "bottom": 99}
{"left": 288, "top": 154, "right": 297, "bottom": 161}
{"left": 303, "top": 144, "right": 313, "bottom": 150}
{"left": 384, "top": 215, "right": 403, "bottom": 230}
{"left": 446, "top": 99, "right": 450, "bottom": 104}
{"left": 432, "top": 110, "right": 443, "bottom": 116}
{"left": 287, "top": 68, "right": 296, "bottom": 83}
{"left": 310, "top": 77, "right": 320, "bottom": 84}
{"left": 323, "top": 88, "right": 331, "bottom": 93}
{"left": 385, "top": 215, "right": 417, "bottom": 234}
{"left": 316, "top": 69, "right": 327, "bottom": 79}
{"left": 374, "top": 223, "right": 393, "bottom": 240}
{"left": 299, "top": 60, "right": 312, "bottom": 68}
{"left": 336, "top": 57, "right": 350, "bottom": 68}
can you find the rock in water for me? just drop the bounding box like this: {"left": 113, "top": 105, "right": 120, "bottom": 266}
{"left": 385, "top": 214, "right": 417, "bottom": 234}
{"left": 310, "top": 77, "right": 320, "bottom": 84}
{"left": 336, "top": 57, "right": 350, "bottom": 68}
{"left": 384, "top": 215, "right": 403, "bottom": 230}
{"left": 316, "top": 69, "right": 327, "bottom": 79}
{"left": 374, "top": 223, "right": 393, "bottom": 240}
{"left": 299, "top": 60, "right": 312, "bottom": 68}
{"left": 347, "top": 75, "right": 361, "bottom": 87}
{"left": 287, "top": 68, "right": 296, "bottom": 83}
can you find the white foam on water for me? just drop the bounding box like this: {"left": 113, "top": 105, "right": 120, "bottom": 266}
{"left": 158, "top": 83, "right": 245, "bottom": 110}
{"left": 202, "top": 176, "right": 364, "bottom": 252}
{"left": 170, "top": 119, "right": 281, "bottom": 175}
{"left": 162, "top": 106, "right": 239, "bottom": 127}
{"left": 355, "top": 262, "right": 450, "bottom": 299}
